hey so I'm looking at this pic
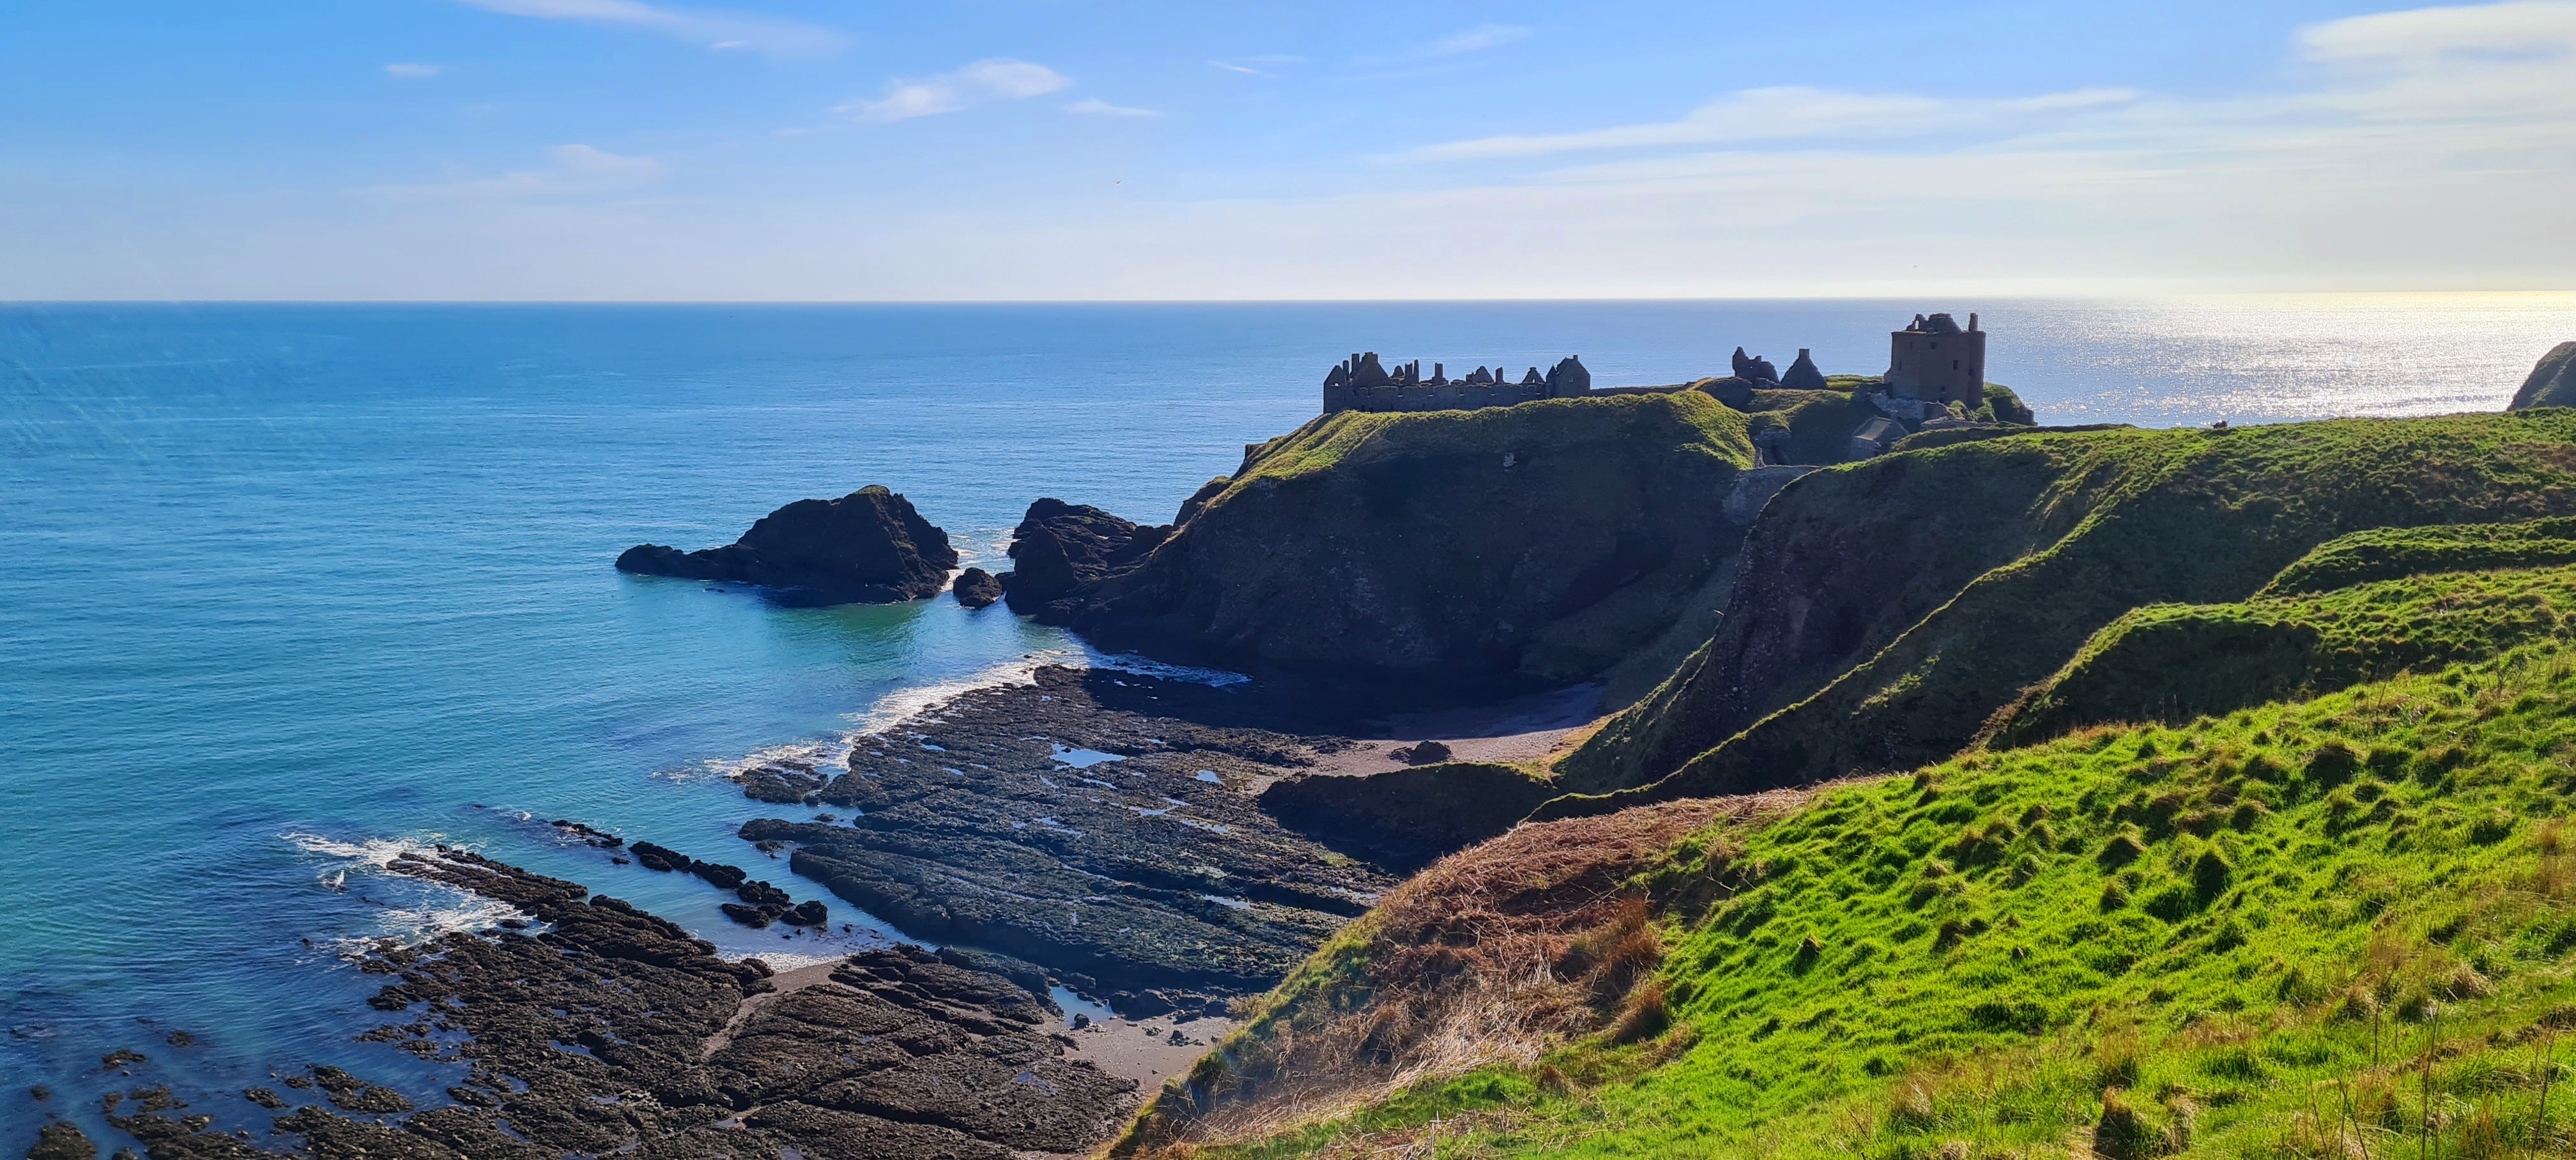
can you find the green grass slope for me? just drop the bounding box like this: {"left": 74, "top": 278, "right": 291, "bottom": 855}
{"left": 1989, "top": 559, "right": 2576, "bottom": 746}
{"left": 1151, "top": 643, "right": 2576, "bottom": 1160}
{"left": 1554, "top": 412, "right": 2576, "bottom": 811}
{"left": 1077, "top": 392, "right": 1763, "bottom": 681}
{"left": 2264, "top": 518, "right": 2576, "bottom": 596}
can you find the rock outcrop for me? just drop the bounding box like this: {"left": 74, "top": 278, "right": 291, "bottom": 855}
{"left": 74, "top": 849, "right": 1137, "bottom": 1159}
{"left": 953, "top": 567, "right": 1003, "bottom": 608}
{"left": 2510, "top": 342, "right": 2576, "bottom": 411}
{"left": 616, "top": 485, "right": 956, "bottom": 604}
{"left": 999, "top": 499, "right": 1170, "bottom": 623}
{"left": 733, "top": 666, "right": 1399, "bottom": 998}
{"left": 1064, "top": 393, "right": 1768, "bottom": 681}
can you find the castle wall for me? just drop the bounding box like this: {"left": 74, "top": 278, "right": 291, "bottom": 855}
{"left": 1326, "top": 379, "right": 1558, "bottom": 415}
{"left": 1886, "top": 330, "right": 1986, "bottom": 406}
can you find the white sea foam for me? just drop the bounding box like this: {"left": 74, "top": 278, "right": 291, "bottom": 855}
{"left": 282, "top": 832, "right": 533, "bottom": 956}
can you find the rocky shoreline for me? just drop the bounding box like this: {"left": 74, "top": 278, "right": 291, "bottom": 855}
{"left": 36, "top": 848, "right": 1137, "bottom": 1159}
{"left": 29, "top": 663, "right": 1582, "bottom": 1159}
{"left": 728, "top": 666, "right": 1402, "bottom": 1010}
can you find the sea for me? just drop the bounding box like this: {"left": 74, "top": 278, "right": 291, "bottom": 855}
{"left": 3, "top": 295, "right": 2571, "bottom": 1140}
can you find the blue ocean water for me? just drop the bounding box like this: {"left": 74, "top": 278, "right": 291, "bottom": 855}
{"left": 3, "top": 296, "right": 2571, "bottom": 1140}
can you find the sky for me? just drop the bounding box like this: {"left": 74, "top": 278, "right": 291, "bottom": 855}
{"left": 1, "top": 0, "right": 2572, "bottom": 300}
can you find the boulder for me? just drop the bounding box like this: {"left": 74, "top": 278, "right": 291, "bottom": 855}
{"left": 1781, "top": 348, "right": 1828, "bottom": 391}
{"left": 953, "top": 567, "right": 1003, "bottom": 608}
{"left": 616, "top": 485, "right": 956, "bottom": 604}
{"left": 2510, "top": 342, "right": 2576, "bottom": 411}
{"left": 1000, "top": 499, "right": 1170, "bottom": 622}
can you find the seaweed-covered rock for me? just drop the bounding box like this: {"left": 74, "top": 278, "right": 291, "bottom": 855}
{"left": 616, "top": 485, "right": 956, "bottom": 604}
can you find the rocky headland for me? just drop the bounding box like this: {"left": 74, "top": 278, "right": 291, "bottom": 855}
{"left": 616, "top": 485, "right": 956, "bottom": 604}
{"left": 1035, "top": 393, "right": 1801, "bottom": 683}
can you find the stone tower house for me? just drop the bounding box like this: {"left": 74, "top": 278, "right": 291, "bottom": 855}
{"left": 1886, "top": 312, "right": 1986, "bottom": 406}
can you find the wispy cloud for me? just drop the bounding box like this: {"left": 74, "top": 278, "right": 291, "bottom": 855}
{"left": 1358, "top": 22, "right": 1529, "bottom": 66}
{"left": 1066, "top": 98, "right": 1161, "bottom": 118}
{"left": 1409, "top": 86, "right": 2139, "bottom": 160}
{"left": 1209, "top": 59, "right": 1271, "bottom": 76}
{"left": 838, "top": 59, "right": 1071, "bottom": 123}
{"left": 445, "top": 0, "right": 847, "bottom": 57}
{"left": 384, "top": 62, "right": 442, "bottom": 79}
{"left": 366, "top": 143, "right": 668, "bottom": 200}
{"left": 1426, "top": 23, "right": 1530, "bottom": 56}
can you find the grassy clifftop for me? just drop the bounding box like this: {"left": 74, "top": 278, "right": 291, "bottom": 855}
{"left": 1556, "top": 411, "right": 2576, "bottom": 807}
{"left": 1077, "top": 392, "right": 1770, "bottom": 681}
{"left": 1129, "top": 639, "right": 2576, "bottom": 1159}
{"left": 1989, "top": 551, "right": 2576, "bottom": 747}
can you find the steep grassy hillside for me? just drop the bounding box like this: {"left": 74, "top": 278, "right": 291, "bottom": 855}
{"left": 1075, "top": 393, "right": 1775, "bottom": 682}
{"left": 2263, "top": 518, "right": 2576, "bottom": 596}
{"left": 1989, "top": 557, "right": 2576, "bottom": 745}
{"left": 1555, "top": 412, "right": 2576, "bottom": 807}
{"left": 1131, "top": 643, "right": 2576, "bottom": 1160}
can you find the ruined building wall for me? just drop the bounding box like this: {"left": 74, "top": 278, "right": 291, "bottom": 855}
{"left": 1885, "top": 313, "right": 1988, "bottom": 406}
{"left": 1322, "top": 355, "right": 1592, "bottom": 415}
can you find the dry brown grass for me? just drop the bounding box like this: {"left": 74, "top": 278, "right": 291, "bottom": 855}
{"left": 1114, "top": 788, "right": 1817, "bottom": 1157}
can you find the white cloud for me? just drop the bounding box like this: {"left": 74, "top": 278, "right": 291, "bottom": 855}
{"left": 2299, "top": 0, "right": 2576, "bottom": 61}
{"left": 1411, "top": 86, "right": 2139, "bottom": 160}
{"left": 365, "top": 143, "right": 668, "bottom": 200}
{"left": 1209, "top": 59, "right": 1271, "bottom": 76}
{"left": 384, "top": 63, "right": 441, "bottom": 79}
{"left": 445, "top": 0, "right": 847, "bottom": 57}
{"left": 838, "top": 59, "right": 1071, "bottom": 123}
{"left": 1066, "top": 98, "right": 1161, "bottom": 118}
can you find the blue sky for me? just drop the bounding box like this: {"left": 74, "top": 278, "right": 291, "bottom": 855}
{"left": 3, "top": 0, "right": 2572, "bottom": 299}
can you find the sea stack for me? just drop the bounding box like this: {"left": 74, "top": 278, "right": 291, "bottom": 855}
{"left": 615, "top": 485, "right": 956, "bottom": 603}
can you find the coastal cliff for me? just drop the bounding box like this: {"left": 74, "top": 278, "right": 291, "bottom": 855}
{"left": 1063, "top": 392, "right": 1786, "bottom": 682}
{"left": 1114, "top": 409, "right": 2576, "bottom": 1160}
{"left": 1551, "top": 410, "right": 2576, "bottom": 808}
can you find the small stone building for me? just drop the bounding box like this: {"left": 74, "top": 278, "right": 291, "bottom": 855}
{"left": 1886, "top": 312, "right": 1986, "bottom": 406}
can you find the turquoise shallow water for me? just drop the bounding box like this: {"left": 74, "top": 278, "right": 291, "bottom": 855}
{"left": 3, "top": 297, "right": 2571, "bottom": 1140}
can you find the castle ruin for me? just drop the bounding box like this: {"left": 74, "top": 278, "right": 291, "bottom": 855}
{"left": 1322, "top": 354, "right": 1591, "bottom": 415}
{"left": 1885, "top": 312, "right": 1986, "bottom": 406}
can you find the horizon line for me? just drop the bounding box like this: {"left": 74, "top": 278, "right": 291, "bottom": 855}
{"left": 7, "top": 290, "right": 2575, "bottom": 308}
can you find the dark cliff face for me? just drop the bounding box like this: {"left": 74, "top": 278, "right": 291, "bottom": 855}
{"left": 2510, "top": 341, "right": 2576, "bottom": 411}
{"left": 1000, "top": 499, "right": 1170, "bottom": 622}
{"left": 1064, "top": 393, "right": 1768, "bottom": 682}
{"left": 616, "top": 485, "right": 957, "bottom": 603}
{"left": 1552, "top": 410, "right": 2576, "bottom": 809}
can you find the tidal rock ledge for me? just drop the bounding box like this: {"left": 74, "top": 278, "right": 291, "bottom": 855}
{"left": 617, "top": 485, "right": 957, "bottom": 604}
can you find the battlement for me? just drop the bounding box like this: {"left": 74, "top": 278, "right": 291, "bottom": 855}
{"left": 1323, "top": 354, "right": 1591, "bottom": 415}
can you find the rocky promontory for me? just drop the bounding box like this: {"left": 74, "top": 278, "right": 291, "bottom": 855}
{"left": 616, "top": 485, "right": 956, "bottom": 603}
{"left": 1054, "top": 393, "right": 1786, "bottom": 681}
